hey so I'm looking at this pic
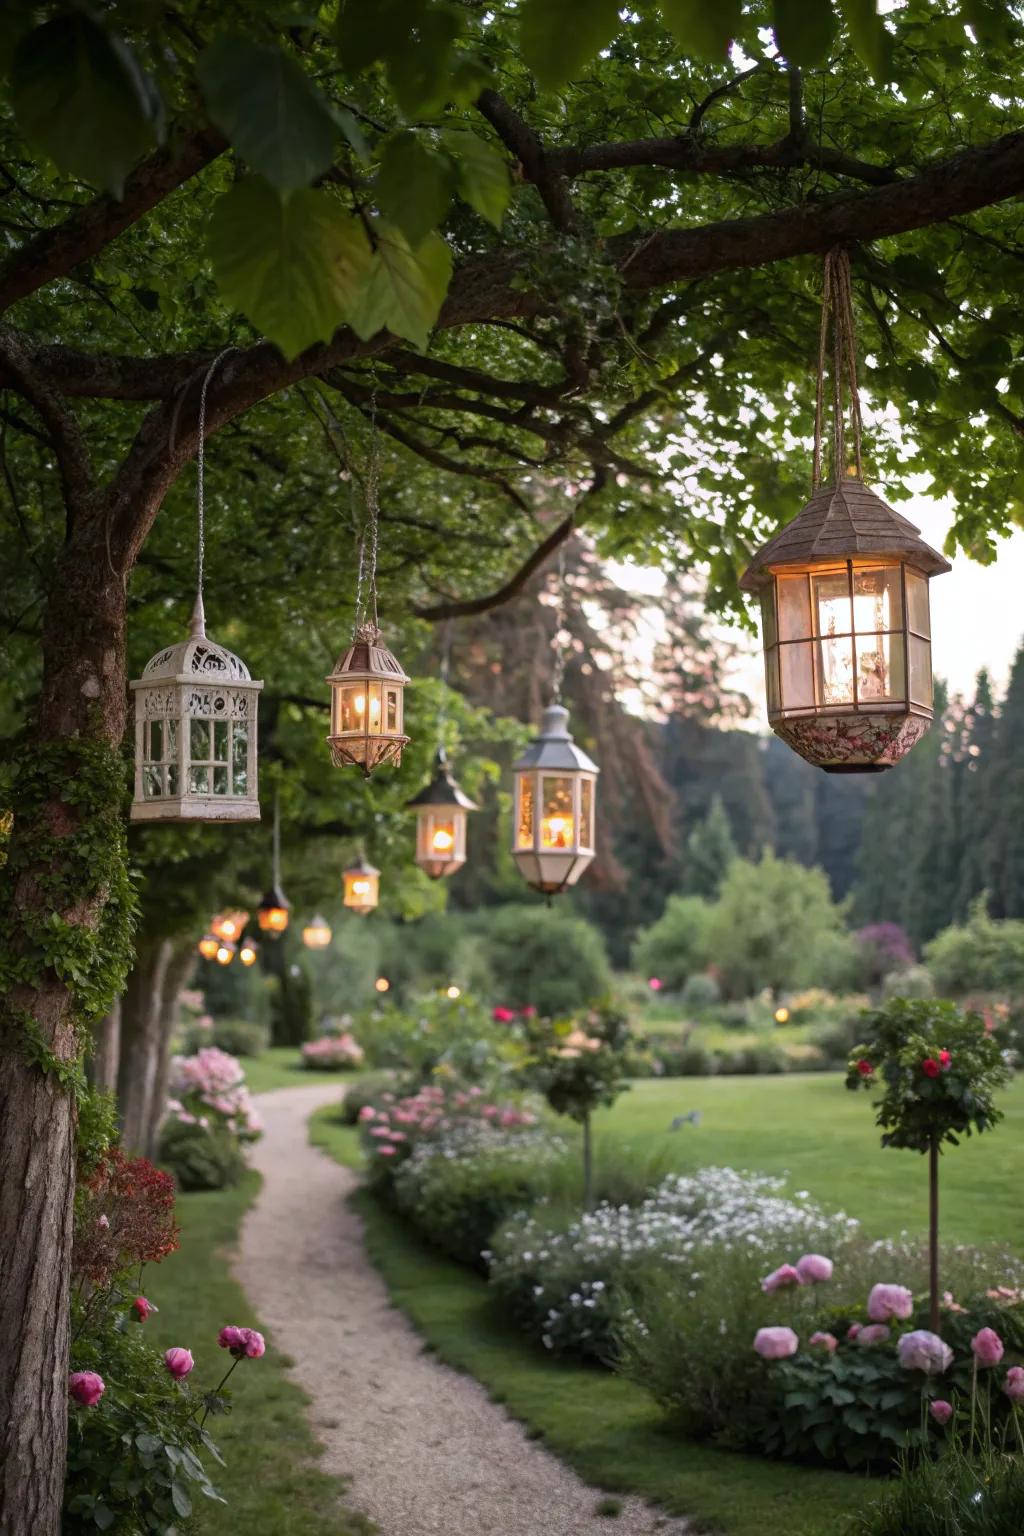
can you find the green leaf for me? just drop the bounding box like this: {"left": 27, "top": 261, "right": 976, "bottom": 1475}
{"left": 197, "top": 36, "right": 336, "bottom": 193}
{"left": 11, "top": 13, "right": 160, "bottom": 197}
{"left": 335, "top": 0, "right": 403, "bottom": 74}
{"left": 441, "top": 131, "right": 510, "bottom": 228}
{"left": 658, "top": 0, "right": 743, "bottom": 61}
{"left": 350, "top": 224, "right": 452, "bottom": 351}
{"left": 772, "top": 0, "right": 837, "bottom": 65}
{"left": 208, "top": 178, "right": 373, "bottom": 360}
{"left": 519, "top": 0, "right": 621, "bottom": 90}
{"left": 170, "top": 1481, "right": 192, "bottom": 1519}
{"left": 92, "top": 1504, "right": 115, "bottom": 1532}
{"left": 377, "top": 132, "right": 454, "bottom": 245}
{"left": 960, "top": 0, "right": 1014, "bottom": 47}
{"left": 333, "top": 106, "right": 371, "bottom": 165}
{"left": 387, "top": 5, "right": 461, "bottom": 115}
{"left": 838, "top": 0, "right": 895, "bottom": 80}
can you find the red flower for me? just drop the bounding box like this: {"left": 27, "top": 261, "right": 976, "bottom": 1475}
{"left": 491, "top": 1007, "right": 516, "bottom": 1023}
{"left": 938, "top": 1049, "right": 951, "bottom": 1069}
{"left": 73, "top": 1147, "right": 179, "bottom": 1287}
{"left": 921, "top": 1057, "right": 940, "bottom": 1078}
{"left": 856, "top": 1059, "right": 873, "bottom": 1077}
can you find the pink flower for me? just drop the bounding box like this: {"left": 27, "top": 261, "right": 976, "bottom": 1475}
{"left": 761, "top": 1264, "right": 801, "bottom": 1293}
{"left": 856, "top": 1059, "right": 873, "bottom": 1077}
{"left": 753, "top": 1327, "right": 799, "bottom": 1360}
{"left": 930, "top": 1400, "right": 954, "bottom": 1425}
{"left": 921, "top": 1057, "right": 940, "bottom": 1078}
{"left": 847, "top": 1322, "right": 862, "bottom": 1341}
{"left": 492, "top": 1007, "right": 516, "bottom": 1023}
{"left": 938, "top": 1049, "right": 951, "bottom": 1069}
{"left": 241, "top": 1328, "right": 265, "bottom": 1358}
{"left": 898, "top": 1330, "right": 954, "bottom": 1375}
{"left": 796, "top": 1254, "right": 833, "bottom": 1285}
{"left": 219, "top": 1326, "right": 265, "bottom": 1359}
{"left": 867, "top": 1283, "right": 914, "bottom": 1322}
{"left": 857, "top": 1324, "right": 891, "bottom": 1347}
{"left": 164, "top": 1347, "right": 194, "bottom": 1379}
{"left": 809, "top": 1332, "right": 838, "bottom": 1355}
{"left": 972, "top": 1327, "right": 1004, "bottom": 1367}
{"left": 132, "top": 1296, "right": 156, "bottom": 1323}
{"left": 941, "top": 1291, "right": 966, "bottom": 1314}
{"left": 378, "top": 1145, "right": 397, "bottom": 1157}
{"left": 69, "top": 1371, "right": 105, "bottom": 1407}
{"left": 97, "top": 1214, "right": 110, "bottom": 1231}
{"left": 358, "top": 1106, "right": 376, "bottom": 1122}
{"left": 1003, "top": 1366, "right": 1024, "bottom": 1403}
{"left": 219, "top": 1326, "right": 245, "bottom": 1350}
{"left": 648, "top": 978, "right": 662, "bottom": 992}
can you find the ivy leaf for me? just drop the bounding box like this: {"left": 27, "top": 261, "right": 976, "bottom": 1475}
{"left": 772, "top": 0, "right": 837, "bottom": 65}
{"left": 350, "top": 224, "right": 453, "bottom": 351}
{"left": 838, "top": 0, "right": 895, "bottom": 80}
{"left": 441, "top": 131, "right": 510, "bottom": 228}
{"left": 197, "top": 36, "right": 337, "bottom": 193}
{"left": 11, "top": 13, "right": 161, "bottom": 198}
{"left": 519, "top": 0, "right": 621, "bottom": 90}
{"left": 170, "top": 1482, "right": 192, "bottom": 1519}
{"left": 208, "top": 178, "right": 373, "bottom": 360}
{"left": 658, "top": 0, "right": 743, "bottom": 61}
{"left": 377, "top": 132, "right": 454, "bottom": 245}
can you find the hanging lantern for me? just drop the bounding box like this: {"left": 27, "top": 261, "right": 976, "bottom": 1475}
{"left": 406, "top": 748, "right": 478, "bottom": 879}
{"left": 215, "top": 939, "right": 236, "bottom": 966}
{"left": 211, "top": 910, "right": 248, "bottom": 942}
{"left": 197, "top": 933, "right": 219, "bottom": 961}
{"left": 130, "top": 350, "right": 262, "bottom": 822}
{"left": 326, "top": 624, "right": 409, "bottom": 775}
{"left": 302, "top": 914, "right": 333, "bottom": 949}
{"left": 256, "top": 885, "right": 290, "bottom": 935}
{"left": 343, "top": 852, "right": 380, "bottom": 914}
{"left": 511, "top": 704, "right": 599, "bottom": 895}
{"left": 238, "top": 937, "right": 258, "bottom": 967}
{"left": 740, "top": 250, "right": 950, "bottom": 774}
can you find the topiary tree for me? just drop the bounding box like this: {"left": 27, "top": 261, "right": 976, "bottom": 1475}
{"left": 631, "top": 895, "right": 713, "bottom": 993}
{"left": 846, "top": 997, "right": 1012, "bottom": 1333}
{"left": 483, "top": 904, "right": 610, "bottom": 1018}
{"left": 924, "top": 898, "right": 1024, "bottom": 998}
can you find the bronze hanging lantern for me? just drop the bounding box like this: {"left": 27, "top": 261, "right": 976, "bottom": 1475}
{"left": 302, "top": 914, "right": 333, "bottom": 949}
{"left": 407, "top": 747, "right": 478, "bottom": 880}
{"left": 740, "top": 250, "right": 950, "bottom": 773}
{"left": 342, "top": 852, "right": 380, "bottom": 914}
{"left": 326, "top": 624, "right": 409, "bottom": 773}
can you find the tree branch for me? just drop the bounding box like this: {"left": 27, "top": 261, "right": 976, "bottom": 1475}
{"left": 0, "top": 327, "right": 93, "bottom": 523}
{"left": 412, "top": 508, "right": 578, "bottom": 619}
{"left": 476, "top": 89, "right": 577, "bottom": 232}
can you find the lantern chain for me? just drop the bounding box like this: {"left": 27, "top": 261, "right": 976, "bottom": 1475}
{"left": 437, "top": 619, "right": 453, "bottom": 749}
{"left": 550, "top": 534, "right": 571, "bottom": 705}
{"left": 352, "top": 382, "right": 381, "bottom": 636}
{"left": 811, "top": 248, "right": 864, "bottom": 491}
{"left": 272, "top": 787, "right": 281, "bottom": 889}
{"left": 195, "top": 347, "right": 237, "bottom": 627}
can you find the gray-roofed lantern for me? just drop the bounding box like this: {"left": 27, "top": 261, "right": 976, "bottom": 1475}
{"left": 512, "top": 704, "right": 599, "bottom": 894}
{"left": 740, "top": 250, "right": 951, "bottom": 773}
{"left": 407, "top": 747, "right": 478, "bottom": 879}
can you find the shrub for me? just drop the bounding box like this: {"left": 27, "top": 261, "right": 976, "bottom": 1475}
{"left": 714, "top": 1044, "right": 788, "bottom": 1075}
{"left": 855, "top": 923, "right": 915, "bottom": 986}
{"left": 157, "top": 1118, "right": 246, "bottom": 1191}
{"left": 631, "top": 895, "right": 713, "bottom": 993}
{"left": 73, "top": 1147, "right": 179, "bottom": 1287}
{"left": 184, "top": 1017, "right": 268, "bottom": 1058}
{"left": 681, "top": 972, "right": 722, "bottom": 1011}
{"left": 166, "top": 1047, "right": 262, "bottom": 1141}
{"left": 882, "top": 965, "right": 935, "bottom": 1001}
{"left": 648, "top": 1039, "right": 716, "bottom": 1077}
{"left": 361, "top": 992, "right": 514, "bottom": 1087}
{"left": 338, "top": 1071, "right": 399, "bottom": 1125}
{"left": 484, "top": 904, "right": 611, "bottom": 1017}
{"left": 300, "top": 1031, "right": 365, "bottom": 1071}
{"left": 925, "top": 899, "right": 1024, "bottom": 998}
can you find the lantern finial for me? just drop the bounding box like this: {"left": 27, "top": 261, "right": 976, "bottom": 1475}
{"left": 189, "top": 592, "right": 206, "bottom": 640}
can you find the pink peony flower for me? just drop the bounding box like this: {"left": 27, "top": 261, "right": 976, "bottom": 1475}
{"left": 69, "top": 1371, "right": 105, "bottom": 1407}
{"left": 761, "top": 1264, "right": 801, "bottom": 1293}
{"left": 241, "top": 1328, "right": 265, "bottom": 1358}
{"left": 857, "top": 1324, "right": 891, "bottom": 1347}
{"left": 941, "top": 1291, "right": 966, "bottom": 1314}
{"left": 898, "top": 1330, "right": 954, "bottom": 1375}
{"left": 377, "top": 1145, "right": 397, "bottom": 1157}
{"left": 219, "top": 1326, "right": 245, "bottom": 1351}
{"left": 132, "top": 1296, "right": 156, "bottom": 1323}
{"left": 1004, "top": 1366, "right": 1024, "bottom": 1403}
{"left": 867, "top": 1283, "right": 914, "bottom": 1322}
{"left": 930, "top": 1399, "right": 954, "bottom": 1425}
{"left": 357, "top": 1106, "right": 376, "bottom": 1122}
{"left": 856, "top": 1059, "right": 873, "bottom": 1077}
{"left": 809, "top": 1332, "right": 838, "bottom": 1355}
{"left": 921, "top": 1057, "right": 940, "bottom": 1078}
{"left": 796, "top": 1254, "right": 833, "bottom": 1285}
{"left": 972, "top": 1327, "right": 1004, "bottom": 1367}
{"left": 164, "top": 1347, "right": 194, "bottom": 1379}
{"left": 219, "top": 1325, "right": 265, "bottom": 1359}
{"left": 753, "top": 1327, "right": 799, "bottom": 1360}
{"left": 847, "top": 1322, "right": 862, "bottom": 1340}
{"left": 492, "top": 1007, "right": 516, "bottom": 1023}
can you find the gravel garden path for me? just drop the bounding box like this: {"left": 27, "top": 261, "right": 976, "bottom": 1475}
{"left": 238, "top": 1083, "right": 689, "bottom": 1536}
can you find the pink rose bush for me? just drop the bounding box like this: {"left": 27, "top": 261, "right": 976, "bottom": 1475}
{"left": 754, "top": 1327, "right": 799, "bottom": 1360}
{"left": 69, "top": 1371, "right": 106, "bottom": 1408}
{"left": 359, "top": 1082, "right": 537, "bottom": 1170}
{"left": 971, "top": 1327, "right": 1004, "bottom": 1367}
{"left": 867, "top": 1283, "right": 914, "bottom": 1322}
{"left": 166, "top": 1046, "right": 262, "bottom": 1141}
{"left": 164, "top": 1347, "right": 194, "bottom": 1380}
{"left": 897, "top": 1329, "right": 954, "bottom": 1374}
{"left": 301, "top": 1032, "right": 365, "bottom": 1071}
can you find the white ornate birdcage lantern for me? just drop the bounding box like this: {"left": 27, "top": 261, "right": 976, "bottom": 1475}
{"left": 740, "top": 250, "right": 950, "bottom": 773}
{"left": 512, "top": 704, "right": 598, "bottom": 895}
{"left": 343, "top": 852, "right": 380, "bottom": 914}
{"left": 326, "top": 624, "right": 409, "bottom": 774}
{"left": 407, "top": 748, "right": 477, "bottom": 879}
{"left": 130, "top": 349, "right": 263, "bottom": 822}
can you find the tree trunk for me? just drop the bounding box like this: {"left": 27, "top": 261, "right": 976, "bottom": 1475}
{"left": 144, "top": 940, "right": 194, "bottom": 1158}
{"left": 87, "top": 1001, "right": 121, "bottom": 1095}
{"left": 0, "top": 534, "right": 128, "bottom": 1536}
{"left": 118, "top": 938, "right": 172, "bottom": 1154}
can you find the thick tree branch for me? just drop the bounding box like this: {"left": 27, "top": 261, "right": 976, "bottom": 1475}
{"left": 412, "top": 509, "right": 578, "bottom": 619}
{"left": 547, "top": 131, "right": 900, "bottom": 186}
{"left": 0, "top": 123, "right": 227, "bottom": 316}
{"left": 476, "top": 89, "right": 577, "bottom": 232}
{"left": 0, "top": 328, "right": 93, "bottom": 523}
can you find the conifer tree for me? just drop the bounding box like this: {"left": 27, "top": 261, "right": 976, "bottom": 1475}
{"left": 682, "top": 794, "right": 737, "bottom": 898}
{"left": 986, "top": 642, "right": 1024, "bottom": 918}
{"left": 954, "top": 670, "right": 999, "bottom": 918}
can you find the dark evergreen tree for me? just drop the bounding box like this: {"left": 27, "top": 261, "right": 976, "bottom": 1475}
{"left": 681, "top": 794, "right": 737, "bottom": 898}
{"left": 986, "top": 642, "right": 1024, "bottom": 919}
{"left": 953, "top": 670, "right": 999, "bottom": 918}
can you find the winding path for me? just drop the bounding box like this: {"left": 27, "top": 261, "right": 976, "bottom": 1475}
{"left": 237, "top": 1083, "right": 688, "bottom": 1536}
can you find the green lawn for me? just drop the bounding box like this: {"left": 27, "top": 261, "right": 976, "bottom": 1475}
{"left": 238, "top": 1045, "right": 313, "bottom": 1094}
{"left": 147, "top": 1172, "right": 372, "bottom": 1536}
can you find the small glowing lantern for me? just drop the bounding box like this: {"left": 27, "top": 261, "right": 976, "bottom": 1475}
{"left": 130, "top": 599, "right": 263, "bottom": 821}
{"left": 740, "top": 475, "right": 950, "bottom": 772}
{"left": 211, "top": 910, "right": 248, "bottom": 942}
{"left": 215, "top": 939, "right": 236, "bottom": 966}
{"left": 198, "top": 933, "right": 219, "bottom": 961}
{"left": 406, "top": 748, "right": 478, "bottom": 879}
{"left": 256, "top": 885, "right": 290, "bottom": 935}
{"left": 239, "top": 937, "right": 258, "bottom": 967}
{"left": 774, "top": 1006, "right": 790, "bottom": 1025}
{"left": 375, "top": 976, "right": 390, "bottom": 994}
{"left": 326, "top": 624, "right": 409, "bottom": 775}
{"left": 511, "top": 703, "right": 599, "bottom": 894}
{"left": 343, "top": 852, "right": 380, "bottom": 915}
{"left": 446, "top": 985, "right": 461, "bottom": 999}
{"left": 302, "top": 914, "right": 333, "bottom": 950}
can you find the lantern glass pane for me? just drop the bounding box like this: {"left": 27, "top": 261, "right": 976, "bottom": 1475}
{"left": 213, "top": 767, "right": 228, "bottom": 795}
{"left": 191, "top": 719, "right": 211, "bottom": 759}
{"left": 150, "top": 719, "right": 163, "bottom": 759}
{"left": 339, "top": 686, "right": 360, "bottom": 733}
{"left": 386, "top": 689, "right": 398, "bottom": 732}
{"left": 852, "top": 564, "right": 903, "bottom": 633}
{"left": 429, "top": 815, "right": 456, "bottom": 856}
{"left": 906, "top": 567, "right": 930, "bottom": 637}
{"left": 541, "top": 776, "right": 574, "bottom": 849}
{"left": 856, "top": 632, "right": 905, "bottom": 702}
{"left": 780, "top": 640, "right": 816, "bottom": 711}
{"left": 760, "top": 590, "right": 777, "bottom": 649}
{"left": 516, "top": 775, "right": 534, "bottom": 849}
{"left": 189, "top": 766, "right": 210, "bottom": 794}
{"left": 816, "top": 633, "right": 855, "bottom": 706}
{"left": 232, "top": 726, "right": 248, "bottom": 794}
{"left": 167, "top": 763, "right": 179, "bottom": 795}
{"left": 214, "top": 721, "right": 229, "bottom": 760}
{"left": 143, "top": 766, "right": 162, "bottom": 798}
{"left": 765, "top": 646, "right": 781, "bottom": 713}
{"left": 777, "top": 574, "right": 812, "bottom": 641}
{"left": 812, "top": 570, "right": 853, "bottom": 639}
{"left": 909, "top": 635, "right": 933, "bottom": 707}
{"left": 579, "top": 779, "right": 594, "bottom": 850}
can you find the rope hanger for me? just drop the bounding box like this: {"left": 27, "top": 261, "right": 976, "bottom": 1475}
{"left": 812, "top": 248, "right": 864, "bottom": 492}
{"left": 192, "top": 346, "right": 237, "bottom": 636}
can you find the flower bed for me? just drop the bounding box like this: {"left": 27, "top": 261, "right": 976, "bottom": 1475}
{"left": 159, "top": 1047, "right": 262, "bottom": 1190}
{"left": 301, "top": 1031, "right": 365, "bottom": 1071}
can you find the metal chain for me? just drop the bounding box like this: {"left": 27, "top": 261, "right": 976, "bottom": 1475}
{"left": 365, "top": 382, "right": 381, "bottom": 631}
{"left": 272, "top": 787, "right": 281, "bottom": 888}
{"left": 812, "top": 250, "right": 832, "bottom": 492}
{"left": 550, "top": 535, "right": 570, "bottom": 704}
{"left": 195, "top": 347, "right": 237, "bottom": 614}
{"left": 437, "top": 619, "right": 452, "bottom": 747}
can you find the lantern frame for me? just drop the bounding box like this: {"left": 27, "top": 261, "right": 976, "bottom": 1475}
{"left": 256, "top": 883, "right": 290, "bottom": 935}
{"left": 326, "top": 623, "right": 409, "bottom": 775}
{"left": 302, "top": 914, "right": 333, "bottom": 949}
{"left": 511, "top": 704, "right": 599, "bottom": 894}
{"left": 406, "top": 748, "right": 478, "bottom": 879}
{"left": 197, "top": 933, "right": 219, "bottom": 960}
{"left": 342, "top": 853, "right": 380, "bottom": 915}
{"left": 130, "top": 599, "right": 263, "bottom": 822}
{"left": 740, "top": 475, "right": 951, "bottom": 773}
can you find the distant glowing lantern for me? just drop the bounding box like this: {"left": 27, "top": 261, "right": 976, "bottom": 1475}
{"left": 511, "top": 704, "right": 598, "bottom": 894}
{"left": 239, "top": 938, "right": 258, "bottom": 967}
{"left": 375, "top": 976, "right": 390, "bottom": 994}
{"left": 256, "top": 885, "right": 290, "bottom": 935}
{"left": 343, "top": 852, "right": 380, "bottom": 914}
{"left": 215, "top": 939, "right": 236, "bottom": 966}
{"left": 740, "top": 475, "right": 951, "bottom": 772}
{"left": 406, "top": 748, "right": 478, "bottom": 879}
{"left": 326, "top": 625, "right": 410, "bottom": 776}
{"left": 198, "top": 933, "right": 219, "bottom": 960}
{"left": 774, "top": 1006, "right": 790, "bottom": 1025}
{"left": 302, "top": 914, "right": 333, "bottom": 950}
{"left": 211, "top": 910, "right": 248, "bottom": 942}
{"left": 446, "top": 985, "right": 461, "bottom": 999}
